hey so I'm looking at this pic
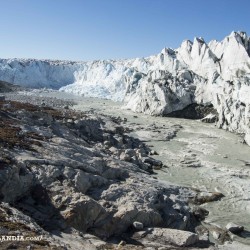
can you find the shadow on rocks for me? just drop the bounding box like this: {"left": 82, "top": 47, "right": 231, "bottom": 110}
{"left": 15, "top": 184, "right": 67, "bottom": 233}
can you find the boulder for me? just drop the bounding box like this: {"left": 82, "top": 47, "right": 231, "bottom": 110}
{"left": 226, "top": 222, "right": 244, "bottom": 234}
{"left": 109, "top": 146, "right": 119, "bottom": 155}
{"left": 74, "top": 170, "right": 92, "bottom": 194}
{"left": 133, "top": 228, "right": 199, "bottom": 247}
{"left": 61, "top": 195, "right": 107, "bottom": 232}
{"left": 142, "top": 157, "right": 162, "bottom": 167}
{"left": 192, "top": 191, "right": 224, "bottom": 204}
{"left": 119, "top": 152, "right": 131, "bottom": 162}
{"left": 212, "top": 231, "right": 221, "bottom": 240}
{"left": 153, "top": 165, "right": 162, "bottom": 170}
{"left": 103, "top": 140, "right": 111, "bottom": 147}
{"left": 191, "top": 206, "right": 209, "bottom": 221}
{"left": 124, "top": 149, "right": 136, "bottom": 157}
{"left": 149, "top": 150, "right": 158, "bottom": 155}
{"left": 133, "top": 221, "right": 144, "bottom": 230}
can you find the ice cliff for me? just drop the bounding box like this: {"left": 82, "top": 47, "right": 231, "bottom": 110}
{"left": 0, "top": 31, "right": 249, "bottom": 144}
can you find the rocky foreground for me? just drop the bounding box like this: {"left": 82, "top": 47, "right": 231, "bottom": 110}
{"left": 1, "top": 80, "right": 250, "bottom": 250}
{"left": 0, "top": 91, "right": 224, "bottom": 249}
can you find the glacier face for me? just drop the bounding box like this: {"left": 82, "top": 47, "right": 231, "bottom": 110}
{"left": 0, "top": 53, "right": 182, "bottom": 102}
{"left": 0, "top": 31, "right": 250, "bottom": 144}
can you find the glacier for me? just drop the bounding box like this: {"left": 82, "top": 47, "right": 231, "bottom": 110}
{"left": 0, "top": 31, "right": 250, "bottom": 144}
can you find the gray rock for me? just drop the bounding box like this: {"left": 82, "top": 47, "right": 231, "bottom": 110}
{"left": 212, "top": 231, "right": 221, "bottom": 240}
{"left": 133, "top": 221, "right": 144, "bottom": 230}
{"left": 142, "top": 157, "right": 162, "bottom": 167}
{"left": 119, "top": 152, "right": 131, "bottom": 162}
{"left": 124, "top": 149, "right": 136, "bottom": 157}
{"left": 192, "top": 206, "right": 209, "bottom": 221}
{"left": 109, "top": 146, "right": 119, "bottom": 154}
{"left": 0, "top": 98, "right": 199, "bottom": 248}
{"left": 149, "top": 150, "right": 158, "bottom": 155}
{"left": 0, "top": 163, "right": 34, "bottom": 203}
{"left": 103, "top": 140, "right": 111, "bottom": 147}
{"left": 133, "top": 228, "right": 199, "bottom": 247}
{"left": 153, "top": 165, "right": 162, "bottom": 170}
{"left": 67, "top": 119, "right": 74, "bottom": 124}
{"left": 74, "top": 170, "right": 92, "bottom": 194}
{"left": 192, "top": 191, "right": 224, "bottom": 204}
{"left": 136, "top": 148, "right": 147, "bottom": 158}
{"left": 140, "top": 162, "right": 152, "bottom": 171}
{"left": 226, "top": 222, "right": 244, "bottom": 233}
{"left": 118, "top": 240, "right": 126, "bottom": 246}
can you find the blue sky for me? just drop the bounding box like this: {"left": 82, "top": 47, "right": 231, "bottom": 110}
{"left": 0, "top": 0, "right": 249, "bottom": 61}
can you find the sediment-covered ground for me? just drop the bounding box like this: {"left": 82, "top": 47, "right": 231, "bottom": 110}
{"left": 0, "top": 88, "right": 222, "bottom": 249}
{"left": 6, "top": 87, "right": 250, "bottom": 249}
{"left": 1, "top": 87, "right": 250, "bottom": 249}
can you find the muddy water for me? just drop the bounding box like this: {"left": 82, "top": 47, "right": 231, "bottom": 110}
{"left": 28, "top": 91, "right": 250, "bottom": 245}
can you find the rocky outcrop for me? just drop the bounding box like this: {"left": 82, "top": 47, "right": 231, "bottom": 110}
{"left": 225, "top": 222, "right": 244, "bottom": 234}
{"left": 132, "top": 228, "right": 199, "bottom": 247}
{"left": 0, "top": 99, "right": 205, "bottom": 249}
